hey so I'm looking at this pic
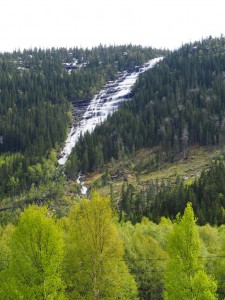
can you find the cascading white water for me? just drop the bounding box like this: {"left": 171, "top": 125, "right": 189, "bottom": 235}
{"left": 76, "top": 172, "right": 88, "bottom": 195}
{"left": 58, "top": 57, "right": 163, "bottom": 166}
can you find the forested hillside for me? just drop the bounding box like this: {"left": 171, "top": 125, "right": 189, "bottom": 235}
{"left": 66, "top": 36, "right": 225, "bottom": 226}
{"left": 68, "top": 36, "right": 225, "bottom": 173}
{"left": 2, "top": 38, "right": 225, "bottom": 299}
{"left": 1, "top": 37, "right": 225, "bottom": 299}
{"left": 117, "top": 159, "right": 225, "bottom": 225}
{"left": 0, "top": 45, "right": 161, "bottom": 156}
{"left": 0, "top": 45, "right": 164, "bottom": 199}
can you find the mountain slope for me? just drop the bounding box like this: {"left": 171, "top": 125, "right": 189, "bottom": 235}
{"left": 66, "top": 36, "right": 225, "bottom": 225}
{"left": 68, "top": 36, "right": 225, "bottom": 173}
{"left": 0, "top": 45, "right": 166, "bottom": 201}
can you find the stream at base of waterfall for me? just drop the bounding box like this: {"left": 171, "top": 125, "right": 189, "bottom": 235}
{"left": 76, "top": 172, "right": 88, "bottom": 195}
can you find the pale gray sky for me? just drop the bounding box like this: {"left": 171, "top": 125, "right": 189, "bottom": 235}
{"left": 1, "top": 0, "right": 224, "bottom": 52}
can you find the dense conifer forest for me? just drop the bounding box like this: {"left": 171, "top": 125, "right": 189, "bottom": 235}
{"left": 118, "top": 159, "right": 225, "bottom": 225}
{"left": 66, "top": 36, "right": 225, "bottom": 227}
{"left": 68, "top": 36, "right": 225, "bottom": 173}
{"left": 0, "top": 45, "right": 163, "bottom": 198}
{"left": 1, "top": 38, "right": 225, "bottom": 299}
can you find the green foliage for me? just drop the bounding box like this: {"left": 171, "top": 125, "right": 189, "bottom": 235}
{"left": 212, "top": 225, "right": 225, "bottom": 299}
{"left": 3, "top": 39, "right": 225, "bottom": 299}
{"left": 164, "top": 203, "right": 217, "bottom": 300}
{"left": 70, "top": 36, "right": 225, "bottom": 174}
{"left": 0, "top": 224, "right": 14, "bottom": 272}
{"left": 0, "top": 149, "right": 68, "bottom": 223}
{"left": 2, "top": 198, "right": 225, "bottom": 298}
{"left": 0, "top": 45, "right": 162, "bottom": 198}
{"left": 0, "top": 45, "right": 161, "bottom": 158}
{"left": 107, "top": 159, "right": 225, "bottom": 226}
{"left": 64, "top": 192, "right": 138, "bottom": 300}
{"left": 119, "top": 219, "right": 168, "bottom": 299}
{"left": 8, "top": 205, "right": 66, "bottom": 299}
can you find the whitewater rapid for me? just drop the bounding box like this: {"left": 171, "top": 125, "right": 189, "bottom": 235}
{"left": 58, "top": 57, "right": 163, "bottom": 165}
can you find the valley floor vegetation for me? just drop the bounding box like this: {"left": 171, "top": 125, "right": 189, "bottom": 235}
{"left": 0, "top": 193, "right": 224, "bottom": 299}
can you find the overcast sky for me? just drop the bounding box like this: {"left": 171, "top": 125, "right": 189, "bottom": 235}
{"left": 1, "top": 0, "right": 224, "bottom": 52}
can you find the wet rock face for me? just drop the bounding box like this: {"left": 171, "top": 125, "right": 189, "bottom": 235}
{"left": 58, "top": 57, "right": 163, "bottom": 165}
{"left": 72, "top": 98, "right": 92, "bottom": 124}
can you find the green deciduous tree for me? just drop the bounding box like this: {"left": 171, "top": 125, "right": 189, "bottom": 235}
{"left": 213, "top": 225, "right": 225, "bottom": 299}
{"left": 9, "top": 205, "right": 66, "bottom": 299}
{"left": 0, "top": 224, "right": 15, "bottom": 299}
{"left": 119, "top": 218, "right": 168, "bottom": 300}
{"left": 0, "top": 224, "right": 14, "bottom": 272}
{"left": 164, "top": 203, "right": 217, "bottom": 300}
{"left": 64, "top": 192, "right": 138, "bottom": 300}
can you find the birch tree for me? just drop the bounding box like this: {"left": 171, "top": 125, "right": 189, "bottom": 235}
{"left": 164, "top": 203, "right": 217, "bottom": 300}
{"left": 64, "top": 192, "right": 138, "bottom": 300}
{"left": 9, "top": 206, "right": 66, "bottom": 299}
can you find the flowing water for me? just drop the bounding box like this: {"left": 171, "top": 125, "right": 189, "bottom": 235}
{"left": 58, "top": 57, "right": 163, "bottom": 166}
